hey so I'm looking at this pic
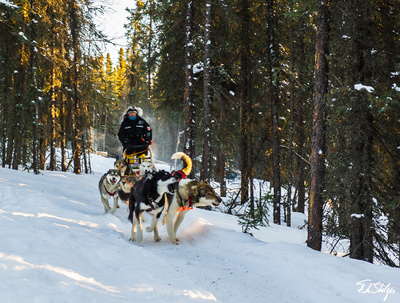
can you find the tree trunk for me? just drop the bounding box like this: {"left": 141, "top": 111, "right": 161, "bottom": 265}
{"left": 201, "top": 0, "right": 212, "bottom": 181}
{"left": 147, "top": 0, "right": 153, "bottom": 111}
{"left": 239, "top": 0, "right": 250, "bottom": 204}
{"left": 296, "top": 21, "right": 306, "bottom": 214}
{"left": 69, "top": 0, "right": 82, "bottom": 174}
{"left": 307, "top": 0, "right": 329, "bottom": 251}
{"left": 349, "top": 102, "right": 374, "bottom": 263}
{"left": 11, "top": 62, "right": 24, "bottom": 170}
{"left": 267, "top": 0, "right": 281, "bottom": 224}
{"left": 349, "top": 0, "right": 374, "bottom": 263}
{"left": 48, "top": 10, "right": 57, "bottom": 171}
{"left": 1, "top": 43, "right": 11, "bottom": 168}
{"left": 61, "top": 67, "right": 67, "bottom": 172}
{"left": 218, "top": 150, "right": 227, "bottom": 197}
{"left": 286, "top": 0, "right": 296, "bottom": 226}
{"left": 218, "top": 105, "right": 227, "bottom": 197}
{"left": 29, "top": 0, "right": 39, "bottom": 174}
{"left": 183, "top": 0, "right": 195, "bottom": 173}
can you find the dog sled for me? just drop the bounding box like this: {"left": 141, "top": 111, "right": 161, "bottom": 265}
{"left": 123, "top": 144, "right": 152, "bottom": 174}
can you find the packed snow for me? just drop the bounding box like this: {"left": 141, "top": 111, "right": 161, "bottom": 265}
{"left": 0, "top": 153, "right": 399, "bottom": 303}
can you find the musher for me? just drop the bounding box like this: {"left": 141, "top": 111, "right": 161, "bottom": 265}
{"left": 118, "top": 106, "right": 152, "bottom": 158}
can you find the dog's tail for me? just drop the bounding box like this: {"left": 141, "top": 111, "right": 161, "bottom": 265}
{"left": 171, "top": 152, "right": 192, "bottom": 176}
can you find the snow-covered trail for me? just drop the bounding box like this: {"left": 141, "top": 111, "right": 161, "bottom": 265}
{"left": 0, "top": 155, "right": 399, "bottom": 303}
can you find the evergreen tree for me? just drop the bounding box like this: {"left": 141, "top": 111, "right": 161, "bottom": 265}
{"left": 325, "top": 0, "right": 400, "bottom": 265}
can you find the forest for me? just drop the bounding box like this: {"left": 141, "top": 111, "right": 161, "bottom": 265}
{"left": 0, "top": 0, "right": 399, "bottom": 266}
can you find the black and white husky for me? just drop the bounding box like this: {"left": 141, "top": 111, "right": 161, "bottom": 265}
{"left": 128, "top": 170, "right": 178, "bottom": 243}
{"left": 128, "top": 152, "right": 192, "bottom": 243}
{"left": 98, "top": 169, "right": 122, "bottom": 214}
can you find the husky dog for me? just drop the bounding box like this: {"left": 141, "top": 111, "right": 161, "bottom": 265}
{"left": 119, "top": 175, "right": 138, "bottom": 204}
{"left": 114, "top": 157, "right": 130, "bottom": 175}
{"left": 128, "top": 170, "right": 178, "bottom": 243}
{"left": 139, "top": 160, "right": 157, "bottom": 177}
{"left": 114, "top": 157, "right": 138, "bottom": 204}
{"left": 98, "top": 169, "right": 122, "bottom": 214}
{"left": 128, "top": 152, "right": 192, "bottom": 243}
{"left": 164, "top": 180, "right": 222, "bottom": 245}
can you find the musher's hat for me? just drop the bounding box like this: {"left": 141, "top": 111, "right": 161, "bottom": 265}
{"left": 127, "top": 106, "right": 138, "bottom": 114}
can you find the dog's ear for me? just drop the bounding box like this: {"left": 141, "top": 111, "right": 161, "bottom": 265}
{"left": 190, "top": 185, "right": 199, "bottom": 196}
{"left": 116, "top": 156, "right": 120, "bottom": 161}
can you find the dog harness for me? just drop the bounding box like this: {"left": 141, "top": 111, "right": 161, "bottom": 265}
{"left": 172, "top": 170, "right": 186, "bottom": 180}
{"left": 146, "top": 193, "right": 167, "bottom": 211}
{"left": 101, "top": 175, "right": 119, "bottom": 196}
{"left": 176, "top": 187, "right": 194, "bottom": 212}
{"left": 146, "top": 195, "right": 155, "bottom": 210}
{"left": 103, "top": 185, "right": 117, "bottom": 197}
{"left": 168, "top": 172, "right": 192, "bottom": 211}
{"left": 121, "top": 178, "right": 135, "bottom": 187}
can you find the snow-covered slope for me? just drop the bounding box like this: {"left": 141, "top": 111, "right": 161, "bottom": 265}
{"left": 0, "top": 154, "right": 398, "bottom": 302}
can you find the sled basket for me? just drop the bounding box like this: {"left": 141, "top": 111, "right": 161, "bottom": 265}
{"left": 123, "top": 147, "right": 152, "bottom": 172}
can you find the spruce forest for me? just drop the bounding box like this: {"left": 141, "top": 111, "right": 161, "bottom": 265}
{"left": 1, "top": 0, "right": 399, "bottom": 266}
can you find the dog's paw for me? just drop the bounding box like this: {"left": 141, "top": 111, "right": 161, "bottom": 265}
{"left": 129, "top": 237, "right": 136, "bottom": 242}
{"left": 154, "top": 235, "right": 161, "bottom": 242}
{"left": 170, "top": 239, "right": 179, "bottom": 245}
{"left": 145, "top": 227, "right": 153, "bottom": 232}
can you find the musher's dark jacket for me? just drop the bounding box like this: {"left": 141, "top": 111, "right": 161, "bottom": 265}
{"left": 118, "top": 115, "right": 152, "bottom": 150}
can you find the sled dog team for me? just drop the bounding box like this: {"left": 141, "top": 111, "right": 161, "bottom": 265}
{"left": 98, "top": 152, "right": 221, "bottom": 245}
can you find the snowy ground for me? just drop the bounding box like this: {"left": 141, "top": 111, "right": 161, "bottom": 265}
{"left": 0, "top": 154, "right": 399, "bottom": 303}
